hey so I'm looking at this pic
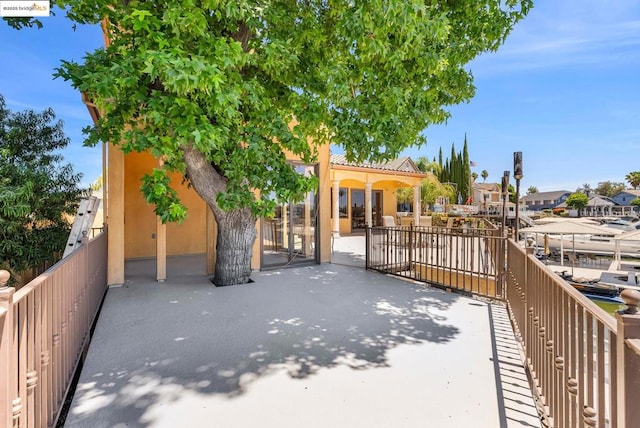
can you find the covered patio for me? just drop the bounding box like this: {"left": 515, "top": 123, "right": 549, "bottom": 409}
{"left": 330, "top": 154, "right": 433, "bottom": 236}
{"left": 63, "top": 252, "right": 540, "bottom": 428}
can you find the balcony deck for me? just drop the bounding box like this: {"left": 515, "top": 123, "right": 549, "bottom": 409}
{"left": 64, "top": 239, "right": 540, "bottom": 428}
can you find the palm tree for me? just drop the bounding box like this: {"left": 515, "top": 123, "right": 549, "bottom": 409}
{"left": 481, "top": 169, "right": 488, "bottom": 182}
{"left": 527, "top": 185, "right": 538, "bottom": 195}
{"left": 578, "top": 183, "right": 592, "bottom": 197}
{"left": 625, "top": 171, "right": 640, "bottom": 189}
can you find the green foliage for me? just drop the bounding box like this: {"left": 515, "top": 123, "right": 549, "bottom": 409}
{"left": 395, "top": 180, "right": 456, "bottom": 212}
{"left": 566, "top": 192, "right": 589, "bottom": 215}
{"left": 436, "top": 137, "right": 474, "bottom": 202}
{"left": 49, "top": 0, "right": 531, "bottom": 223}
{"left": 422, "top": 180, "right": 456, "bottom": 210}
{"left": 527, "top": 185, "right": 538, "bottom": 194}
{"left": 625, "top": 171, "right": 640, "bottom": 190}
{"left": 396, "top": 187, "right": 413, "bottom": 205}
{"left": 594, "top": 181, "right": 625, "bottom": 198}
{"left": 631, "top": 198, "right": 640, "bottom": 207}
{"left": 0, "top": 95, "right": 85, "bottom": 277}
{"left": 414, "top": 156, "right": 441, "bottom": 176}
{"left": 508, "top": 184, "right": 516, "bottom": 204}
{"left": 481, "top": 169, "right": 489, "bottom": 182}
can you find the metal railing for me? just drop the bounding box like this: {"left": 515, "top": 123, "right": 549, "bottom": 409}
{"left": 0, "top": 230, "right": 108, "bottom": 428}
{"left": 366, "top": 225, "right": 505, "bottom": 299}
{"left": 507, "top": 240, "right": 640, "bottom": 428}
{"left": 366, "top": 225, "right": 640, "bottom": 427}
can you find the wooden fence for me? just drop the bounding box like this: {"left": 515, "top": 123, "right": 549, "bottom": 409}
{"left": 0, "top": 230, "right": 108, "bottom": 428}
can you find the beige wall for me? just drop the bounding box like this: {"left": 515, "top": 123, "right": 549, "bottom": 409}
{"left": 123, "top": 151, "right": 207, "bottom": 259}
{"left": 121, "top": 143, "right": 331, "bottom": 270}
{"left": 330, "top": 168, "right": 428, "bottom": 235}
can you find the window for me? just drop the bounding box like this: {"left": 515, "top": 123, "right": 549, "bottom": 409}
{"left": 331, "top": 187, "right": 349, "bottom": 218}
{"left": 339, "top": 188, "right": 348, "bottom": 217}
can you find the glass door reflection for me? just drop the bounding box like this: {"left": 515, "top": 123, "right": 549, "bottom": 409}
{"left": 261, "top": 164, "right": 318, "bottom": 269}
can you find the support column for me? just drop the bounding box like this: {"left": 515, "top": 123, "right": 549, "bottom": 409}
{"left": 107, "top": 144, "right": 124, "bottom": 286}
{"left": 365, "top": 182, "right": 372, "bottom": 227}
{"left": 413, "top": 185, "right": 421, "bottom": 226}
{"left": 332, "top": 180, "right": 340, "bottom": 237}
{"left": 206, "top": 206, "right": 217, "bottom": 275}
{"left": 156, "top": 158, "right": 167, "bottom": 282}
{"left": 156, "top": 216, "right": 166, "bottom": 282}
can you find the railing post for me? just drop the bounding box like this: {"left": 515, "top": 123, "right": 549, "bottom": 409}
{"left": 0, "top": 270, "right": 16, "bottom": 428}
{"left": 408, "top": 224, "right": 414, "bottom": 274}
{"left": 616, "top": 289, "right": 640, "bottom": 428}
{"left": 365, "top": 227, "right": 370, "bottom": 269}
{"left": 83, "top": 231, "right": 91, "bottom": 334}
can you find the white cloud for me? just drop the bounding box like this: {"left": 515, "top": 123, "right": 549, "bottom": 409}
{"left": 471, "top": 3, "right": 640, "bottom": 75}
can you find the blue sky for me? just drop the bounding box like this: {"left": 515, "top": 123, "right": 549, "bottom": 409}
{"left": 1, "top": 1, "right": 639, "bottom": 192}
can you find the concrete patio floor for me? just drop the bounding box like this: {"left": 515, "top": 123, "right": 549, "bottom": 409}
{"left": 64, "top": 240, "right": 541, "bottom": 428}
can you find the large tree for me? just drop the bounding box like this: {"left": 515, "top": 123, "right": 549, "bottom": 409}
{"left": 566, "top": 192, "right": 589, "bottom": 217}
{"left": 0, "top": 95, "right": 85, "bottom": 280}
{"left": 594, "top": 181, "right": 625, "bottom": 198}
{"left": 13, "top": 1, "right": 531, "bottom": 285}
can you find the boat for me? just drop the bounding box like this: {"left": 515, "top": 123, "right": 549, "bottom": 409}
{"left": 555, "top": 271, "right": 621, "bottom": 298}
{"left": 582, "top": 293, "right": 624, "bottom": 304}
{"left": 536, "top": 234, "right": 640, "bottom": 258}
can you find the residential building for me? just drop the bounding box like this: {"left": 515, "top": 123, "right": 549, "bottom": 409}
{"left": 521, "top": 190, "right": 571, "bottom": 211}
{"left": 329, "top": 154, "right": 429, "bottom": 235}
{"left": 473, "top": 182, "right": 503, "bottom": 210}
{"left": 612, "top": 189, "right": 640, "bottom": 209}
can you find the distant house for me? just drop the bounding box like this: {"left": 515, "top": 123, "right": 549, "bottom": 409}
{"left": 555, "top": 194, "right": 636, "bottom": 217}
{"left": 472, "top": 183, "right": 503, "bottom": 210}
{"left": 612, "top": 190, "right": 640, "bottom": 208}
{"left": 521, "top": 190, "right": 571, "bottom": 211}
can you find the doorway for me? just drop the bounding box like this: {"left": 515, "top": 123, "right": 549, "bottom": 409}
{"left": 261, "top": 164, "right": 319, "bottom": 269}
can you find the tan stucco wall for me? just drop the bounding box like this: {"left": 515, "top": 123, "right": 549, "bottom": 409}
{"left": 122, "top": 143, "right": 330, "bottom": 269}
{"left": 124, "top": 151, "right": 207, "bottom": 259}
{"left": 330, "top": 167, "right": 428, "bottom": 235}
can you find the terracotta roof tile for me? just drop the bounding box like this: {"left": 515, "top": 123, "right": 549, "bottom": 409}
{"left": 330, "top": 154, "right": 420, "bottom": 173}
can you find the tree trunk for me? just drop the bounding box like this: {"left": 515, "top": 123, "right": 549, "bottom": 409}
{"left": 181, "top": 143, "right": 257, "bottom": 286}
{"left": 213, "top": 208, "right": 256, "bottom": 286}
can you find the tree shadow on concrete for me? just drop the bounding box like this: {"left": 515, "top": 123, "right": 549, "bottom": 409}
{"left": 65, "top": 262, "right": 461, "bottom": 427}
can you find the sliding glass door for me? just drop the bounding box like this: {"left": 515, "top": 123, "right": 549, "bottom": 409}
{"left": 261, "top": 164, "right": 318, "bottom": 269}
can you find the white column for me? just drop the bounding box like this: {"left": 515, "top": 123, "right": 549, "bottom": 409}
{"left": 332, "top": 180, "right": 340, "bottom": 237}
{"left": 413, "top": 185, "right": 421, "bottom": 226}
{"left": 365, "top": 183, "right": 372, "bottom": 227}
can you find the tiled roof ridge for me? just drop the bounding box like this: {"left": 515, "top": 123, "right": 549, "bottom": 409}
{"left": 330, "top": 154, "right": 420, "bottom": 173}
